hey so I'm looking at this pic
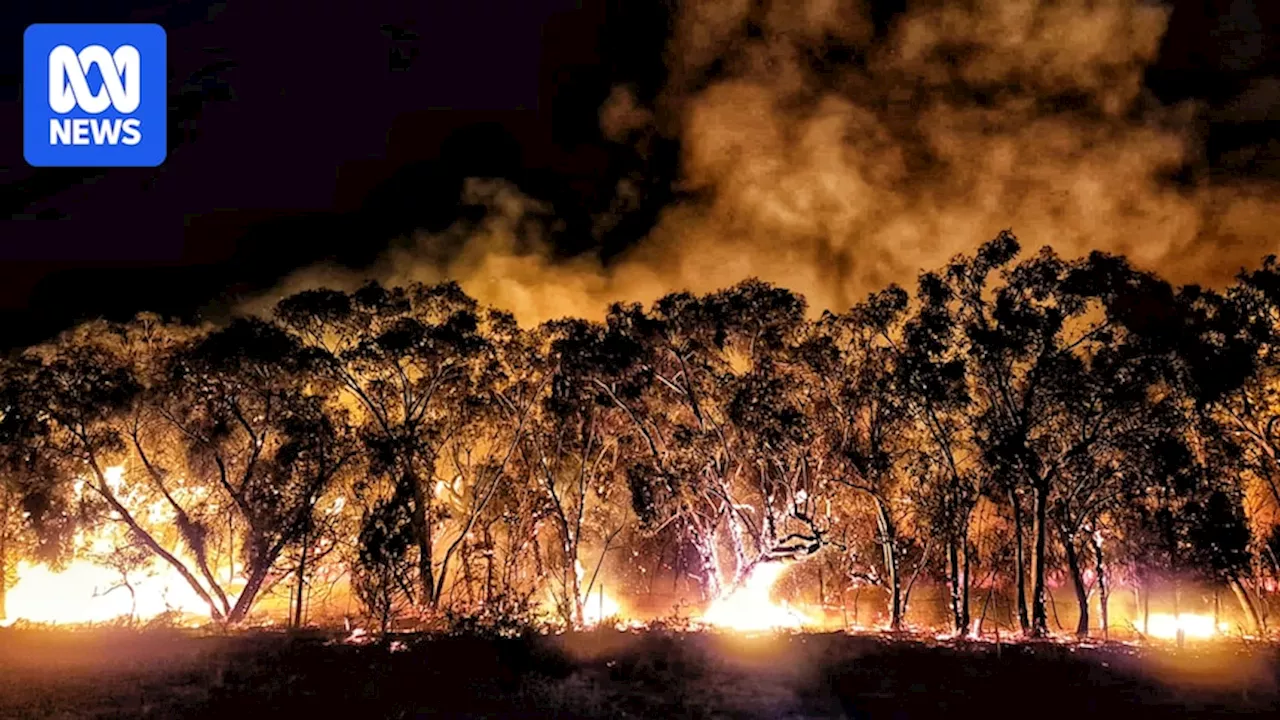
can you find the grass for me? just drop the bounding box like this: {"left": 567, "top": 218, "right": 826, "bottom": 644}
{"left": 0, "top": 627, "right": 1275, "bottom": 718}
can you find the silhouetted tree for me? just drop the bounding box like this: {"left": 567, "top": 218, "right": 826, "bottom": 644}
{"left": 802, "top": 288, "right": 915, "bottom": 630}
{"left": 276, "top": 281, "right": 500, "bottom": 608}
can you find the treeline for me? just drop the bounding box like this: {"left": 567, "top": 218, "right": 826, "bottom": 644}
{"left": 2, "top": 231, "right": 1280, "bottom": 637}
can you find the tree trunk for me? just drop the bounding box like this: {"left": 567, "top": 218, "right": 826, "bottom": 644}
{"left": 1229, "top": 574, "right": 1262, "bottom": 635}
{"left": 483, "top": 524, "right": 496, "bottom": 606}
{"left": 1060, "top": 527, "right": 1088, "bottom": 638}
{"left": 947, "top": 537, "right": 969, "bottom": 635}
{"left": 228, "top": 553, "right": 275, "bottom": 624}
{"left": 1008, "top": 487, "right": 1031, "bottom": 634}
{"left": 874, "top": 497, "right": 902, "bottom": 631}
{"left": 694, "top": 531, "right": 722, "bottom": 601}
{"left": 292, "top": 527, "right": 308, "bottom": 629}
{"left": 1131, "top": 583, "right": 1139, "bottom": 634}
{"left": 126, "top": 582, "right": 136, "bottom": 626}
{"left": 380, "top": 582, "right": 392, "bottom": 636}
{"left": 227, "top": 512, "right": 234, "bottom": 587}
{"left": 960, "top": 538, "right": 971, "bottom": 635}
{"left": 88, "top": 461, "right": 226, "bottom": 622}
{"left": 0, "top": 530, "right": 6, "bottom": 622}
{"left": 948, "top": 538, "right": 962, "bottom": 633}
{"left": 724, "top": 504, "right": 751, "bottom": 589}
{"left": 1091, "top": 533, "right": 1108, "bottom": 641}
{"left": 1142, "top": 584, "right": 1150, "bottom": 635}
{"left": 1029, "top": 484, "right": 1050, "bottom": 638}
{"left": 0, "top": 497, "right": 8, "bottom": 622}
{"left": 568, "top": 552, "right": 583, "bottom": 628}
{"left": 407, "top": 470, "right": 436, "bottom": 607}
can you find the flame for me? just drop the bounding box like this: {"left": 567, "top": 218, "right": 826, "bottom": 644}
{"left": 1143, "top": 613, "right": 1231, "bottom": 641}
{"left": 3, "top": 465, "right": 230, "bottom": 626}
{"left": 581, "top": 588, "right": 622, "bottom": 627}
{"left": 572, "top": 560, "right": 622, "bottom": 628}
{"left": 699, "top": 562, "right": 813, "bottom": 632}
{"left": 4, "top": 559, "right": 212, "bottom": 625}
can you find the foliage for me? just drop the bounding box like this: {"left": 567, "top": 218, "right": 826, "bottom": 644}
{"left": 2, "top": 234, "right": 1280, "bottom": 637}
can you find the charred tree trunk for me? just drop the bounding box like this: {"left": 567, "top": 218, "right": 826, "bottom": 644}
{"left": 874, "top": 496, "right": 902, "bottom": 631}
{"left": 407, "top": 469, "right": 436, "bottom": 607}
{"left": 944, "top": 535, "right": 972, "bottom": 636}
{"left": 947, "top": 537, "right": 966, "bottom": 635}
{"left": 483, "top": 524, "right": 496, "bottom": 607}
{"left": 1008, "top": 487, "right": 1031, "bottom": 634}
{"left": 1060, "top": 527, "right": 1088, "bottom": 638}
{"left": 228, "top": 556, "right": 273, "bottom": 624}
{"left": 292, "top": 527, "right": 308, "bottom": 629}
{"left": 1029, "top": 484, "right": 1050, "bottom": 638}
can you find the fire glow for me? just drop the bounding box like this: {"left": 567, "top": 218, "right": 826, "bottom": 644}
{"left": 2, "top": 465, "right": 228, "bottom": 627}
{"left": 4, "top": 559, "right": 210, "bottom": 626}
{"left": 699, "top": 562, "right": 813, "bottom": 632}
{"left": 581, "top": 590, "right": 622, "bottom": 628}
{"left": 1143, "top": 613, "right": 1231, "bottom": 641}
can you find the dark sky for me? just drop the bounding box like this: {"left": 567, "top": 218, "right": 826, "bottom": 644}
{"left": 1, "top": 0, "right": 1277, "bottom": 349}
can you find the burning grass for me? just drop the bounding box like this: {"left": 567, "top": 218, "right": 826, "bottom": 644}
{"left": 0, "top": 626, "right": 1275, "bottom": 719}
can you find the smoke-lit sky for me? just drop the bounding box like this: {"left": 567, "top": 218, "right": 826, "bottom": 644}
{"left": 1, "top": 0, "right": 1278, "bottom": 347}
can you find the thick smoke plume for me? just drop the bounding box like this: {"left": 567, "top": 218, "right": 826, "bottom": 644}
{"left": 258, "top": 0, "right": 1280, "bottom": 325}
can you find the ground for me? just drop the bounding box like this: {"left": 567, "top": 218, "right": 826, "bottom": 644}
{"left": 0, "top": 627, "right": 1275, "bottom": 718}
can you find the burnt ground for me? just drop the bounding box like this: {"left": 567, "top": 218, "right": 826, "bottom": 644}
{"left": 0, "top": 627, "right": 1276, "bottom": 719}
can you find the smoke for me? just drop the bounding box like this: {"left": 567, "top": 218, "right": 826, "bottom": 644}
{"left": 255, "top": 0, "right": 1280, "bottom": 325}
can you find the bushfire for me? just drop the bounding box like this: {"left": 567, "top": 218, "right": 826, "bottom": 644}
{"left": 4, "top": 558, "right": 209, "bottom": 626}
{"left": 5, "top": 546, "right": 1240, "bottom": 647}
{"left": 698, "top": 562, "right": 813, "bottom": 632}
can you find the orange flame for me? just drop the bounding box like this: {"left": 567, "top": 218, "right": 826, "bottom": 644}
{"left": 1, "top": 465, "right": 228, "bottom": 626}
{"left": 699, "top": 562, "right": 813, "bottom": 632}
{"left": 581, "top": 589, "right": 622, "bottom": 627}
{"left": 1143, "top": 613, "right": 1231, "bottom": 641}
{"left": 4, "top": 559, "right": 211, "bottom": 626}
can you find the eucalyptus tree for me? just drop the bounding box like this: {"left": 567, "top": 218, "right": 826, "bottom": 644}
{"left": 18, "top": 320, "right": 231, "bottom": 615}
{"left": 895, "top": 271, "right": 984, "bottom": 636}
{"left": 799, "top": 288, "right": 915, "bottom": 630}
{"left": 275, "top": 281, "right": 505, "bottom": 608}
{"left": 945, "top": 232, "right": 1180, "bottom": 637}
{"left": 428, "top": 310, "right": 542, "bottom": 611}
{"left": 1202, "top": 257, "right": 1280, "bottom": 511}
{"left": 579, "top": 280, "right": 819, "bottom": 600}
{"left": 353, "top": 482, "right": 418, "bottom": 634}
{"left": 1128, "top": 266, "right": 1272, "bottom": 633}
{"left": 18, "top": 315, "right": 353, "bottom": 624}
{"left": 522, "top": 319, "right": 634, "bottom": 626}
{"left": 0, "top": 356, "right": 77, "bottom": 620}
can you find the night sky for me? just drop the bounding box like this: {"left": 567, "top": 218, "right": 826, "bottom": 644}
{"left": 1, "top": 0, "right": 1277, "bottom": 349}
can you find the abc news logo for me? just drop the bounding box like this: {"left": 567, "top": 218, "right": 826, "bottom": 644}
{"left": 48, "top": 44, "right": 144, "bottom": 146}
{"left": 24, "top": 24, "right": 167, "bottom": 167}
